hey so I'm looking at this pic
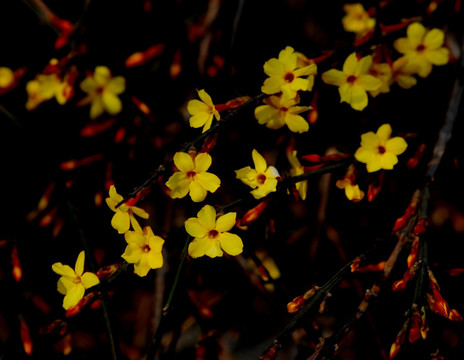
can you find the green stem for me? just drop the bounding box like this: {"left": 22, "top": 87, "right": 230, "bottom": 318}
{"left": 146, "top": 235, "right": 191, "bottom": 360}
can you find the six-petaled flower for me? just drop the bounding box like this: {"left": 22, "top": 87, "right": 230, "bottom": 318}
{"left": 166, "top": 151, "right": 221, "bottom": 202}
{"left": 185, "top": 204, "right": 243, "bottom": 258}
{"left": 355, "top": 123, "right": 408, "bottom": 172}
{"left": 122, "top": 226, "right": 164, "bottom": 277}
{"left": 52, "top": 251, "right": 100, "bottom": 310}
{"left": 106, "top": 185, "right": 149, "bottom": 234}
{"left": 236, "top": 149, "right": 280, "bottom": 199}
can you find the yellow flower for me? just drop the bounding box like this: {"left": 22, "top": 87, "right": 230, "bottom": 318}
{"left": 262, "top": 46, "right": 317, "bottom": 99}
{"left": 105, "top": 185, "right": 149, "bottom": 234}
{"left": 391, "top": 57, "right": 418, "bottom": 89}
{"left": 26, "top": 73, "right": 73, "bottom": 110}
{"left": 185, "top": 205, "right": 243, "bottom": 258}
{"left": 287, "top": 150, "right": 307, "bottom": 200}
{"left": 354, "top": 124, "right": 408, "bottom": 172}
{"left": 187, "top": 89, "right": 220, "bottom": 133}
{"left": 321, "top": 52, "right": 382, "bottom": 111}
{"left": 122, "top": 226, "right": 164, "bottom": 277}
{"left": 336, "top": 179, "right": 365, "bottom": 202}
{"left": 255, "top": 95, "right": 311, "bottom": 133}
{"left": 52, "top": 251, "right": 100, "bottom": 310}
{"left": 295, "top": 52, "right": 318, "bottom": 91}
{"left": 393, "top": 22, "right": 449, "bottom": 78}
{"left": 235, "top": 149, "right": 280, "bottom": 199}
{"left": 342, "top": 3, "right": 376, "bottom": 38}
{"left": 0, "top": 67, "right": 14, "bottom": 88}
{"left": 79, "top": 66, "right": 125, "bottom": 119}
{"left": 368, "top": 62, "right": 392, "bottom": 97}
{"left": 166, "top": 151, "right": 221, "bottom": 202}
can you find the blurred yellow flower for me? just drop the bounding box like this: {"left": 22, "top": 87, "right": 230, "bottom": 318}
{"left": 355, "top": 124, "right": 408, "bottom": 172}
{"left": 106, "top": 185, "right": 149, "bottom": 234}
{"left": 0, "top": 67, "right": 14, "bottom": 88}
{"left": 255, "top": 95, "right": 311, "bottom": 133}
{"left": 393, "top": 22, "right": 449, "bottom": 78}
{"left": 391, "top": 57, "right": 418, "bottom": 89}
{"left": 52, "top": 251, "right": 100, "bottom": 310}
{"left": 336, "top": 179, "right": 365, "bottom": 202}
{"left": 287, "top": 150, "right": 307, "bottom": 200}
{"left": 368, "top": 62, "right": 392, "bottom": 97}
{"left": 166, "top": 151, "right": 221, "bottom": 202}
{"left": 262, "top": 46, "right": 317, "bottom": 99}
{"left": 236, "top": 149, "right": 280, "bottom": 199}
{"left": 187, "top": 89, "right": 220, "bottom": 133}
{"left": 185, "top": 205, "right": 243, "bottom": 258}
{"left": 321, "top": 52, "right": 382, "bottom": 111}
{"left": 79, "top": 66, "right": 125, "bottom": 119}
{"left": 342, "top": 3, "right": 375, "bottom": 38}
{"left": 122, "top": 226, "right": 164, "bottom": 277}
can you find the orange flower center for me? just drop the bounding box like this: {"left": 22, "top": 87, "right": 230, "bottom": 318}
{"left": 280, "top": 106, "right": 289, "bottom": 113}
{"left": 142, "top": 244, "right": 151, "bottom": 253}
{"left": 378, "top": 145, "right": 386, "bottom": 154}
{"left": 347, "top": 75, "right": 357, "bottom": 84}
{"left": 257, "top": 173, "right": 267, "bottom": 185}
{"left": 208, "top": 229, "right": 219, "bottom": 239}
{"left": 186, "top": 171, "right": 196, "bottom": 178}
{"left": 96, "top": 86, "right": 104, "bottom": 94}
{"left": 284, "top": 72, "right": 295, "bottom": 83}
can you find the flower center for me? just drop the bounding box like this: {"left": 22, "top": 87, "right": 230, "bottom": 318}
{"left": 347, "top": 75, "right": 357, "bottom": 84}
{"left": 142, "top": 244, "right": 151, "bottom": 253}
{"left": 208, "top": 229, "right": 219, "bottom": 239}
{"left": 186, "top": 171, "right": 196, "bottom": 178}
{"left": 378, "top": 145, "right": 386, "bottom": 154}
{"left": 96, "top": 86, "right": 104, "bottom": 94}
{"left": 257, "top": 173, "right": 267, "bottom": 185}
{"left": 416, "top": 44, "right": 426, "bottom": 52}
{"left": 284, "top": 72, "right": 295, "bottom": 83}
{"left": 73, "top": 276, "right": 82, "bottom": 284}
{"left": 280, "top": 106, "right": 289, "bottom": 113}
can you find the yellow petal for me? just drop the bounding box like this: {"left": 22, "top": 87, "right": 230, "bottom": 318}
{"left": 197, "top": 205, "right": 216, "bottom": 229}
{"left": 358, "top": 74, "right": 382, "bottom": 91}
{"left": 130, "top": 214, "right": 143, "bottom": 233}
{"left": 194, "top": 153, "right": 212, "bottom": 173}
{"left": 195, "top": 172, "right": 221, "bottom": 193}
{"left": 185, "top": 218, "right": 208, "bottom": 238}
{"left": 416, "top": 58, "right": 433, "bottom": 78}
{"left": 189, "top": 181, "right": 207, "bottom": 202}
{"left": 125, "top": 230, "right": 146, "bottom": 246}
{"left": 252, "top": 149, "right": 267, "bottom": 173}
{"left": 394, "top": 38, "right": 414, "bottom": 54}
{"left": 52, "top": 263, "right": 75, "bottom": 277}
{"left": 343, "top": 53, "right": 358, "bottom": 75}
{"left": 396, "top": 74, "right": 417, "bottom": 89}
{"left": 102, "top": 92, "right": 122, "bottom": 115}
{"left": 423, "top": 28, "right": 444, "bottom": 50}
{"left": 188, "top": 237, "right": 222, "bottom": 258}
{"left": 197, "top": 89, "right": 214, "bottom": 107}
{"left": 74, "top": 251, "right": 85, "bottom": 276}
{"left": 166, "top": 172, "right": 190, "bottom": 198}
{"left": 147, "top": 250, "right": 163, "bottom": 269}
{"left": 111, "top": 211, "right": 130, "bottom": 234}
{"left": 122, "top": 243, "right": 143, "bottom": 264}
{"left": 216, "top": 212, "right": 236, "bottom": 232}
{"left": 386, "top": 137, "right": 408, "bottom": 155}
{"left": 173, "top": 152, "right": 194, "bottom": 172}
{"left": 57, "top": 278, "right": 68, "bottom": 295}
{"left": 321, "top": 69, "right": 347, "bottom": 86}
{"left": 80, "top": 77, "right": 97, "bottom": 94}
{"left": 349, "top": 85, "right": 368, "bottom": 111}
{"left": 263, "top": 58, "right": 286, "bottom": 77}
{"left": 189, "top": 112, "right": 211, "bottom": 129}
{"left": 261, "top": 76, "right": 285, "bottom": 95}
{"left": 235, "top": 167, "right": 258, "bottom": 188}
{"left": 90, "top": 98, "right": 104, "bottom": 119}
{"left": 360, "top": 131, "right": 380, "bottom": 148}
{"left": 366, "top": 153, "right": 383, "bottom": 172}
{"left": 148, "top": 235, "right": 164, "bottom": 254}
{"left": 187, "top": 99, "right": 211, "bottom": 115}
{"left": 407, "top": 23, "right": 426, "bottom": 47}
{"left": 425, "top": 48, "right": 449, "bottom": 66}
{"left": 131, "top": 206, "right": 149, "bottom": 219}
{"left": 355, "top": 55, "right": 373, "bottom": 76}
{"left": 376, "top": 124, "right": 392, "bottom": 142}
{"left": 255, "top": 105, "right": 279, "bottom": 125}
{"left": 285, "top": 113, "right": 309, "bottom": 133}
{"left": 218, "top": 232, "right": 243, "bottom": 256}
{"left": 81, "top": 272, "right": 100, "bottom": 289}
{"left": 0, "top": 67, "right": 14, "bottom": 87}
{"left": 94, "top": 66, "right": 111, "bottom": 86}
{"left": 134, "top": 255, "right": 150, "bottom": 276}
{"left": 63, "top": 285, "right": 85, "bottom": 310}
{"left": 354, "top": 146, "right": 374, "bottom": 164}
{"left": 106, "top": 76, "right": 125, "bottom": 94}
{"left": 379, "top": 152, "right": 398, "bottom": 170}
{"left": 294, "top": 63, "right": 317, "bottom": 77}
{"left": 338, "top": 83, "right": 352, "bottom": 104}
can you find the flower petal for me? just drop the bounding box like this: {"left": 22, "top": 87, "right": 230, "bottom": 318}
{"left": 355, "top": 55, "right": 373, "bottom": 76}
{"left": 81, "top": 272, "right": 100, "bottom": 289}
{"left": 407, "top": 22, "right": 426, "bottom": 48}
{"left": 194, "top": 153, "right": 212, "bottom": 173}
{"left": 189, "top": 112, "right": 211, "bottom": 129}
{"left": 90, "top": 98, "right": 104, "bottom": 119}
{"left": 379, "top": 153, "right": 398, "bottom": 170}
{"left": 94, "top": 66, "right": 111, "bottom": 86}
{"left": 74, "top": 251, "right": 85, "bottom": 276}
{"left": 189, "top": 181, "right": 207, "bottom": 202}
{"left": 147, "top": 250, "right": 163, "bottom": 269}
{"left": 134, "top": 254, "right": 150, "bottom": 276}
{"left": 394, "top": 38, "right": 414, "bottom": 54}
{"left": 63, "top": 285, "right": 85, "bottom": 310}
{"left": 354, "top": 146, "right": 374, "bottom": 164}
{"left": 188, "top": 237, "right": 221, "bottom": 258}
{"left": 148, "top": 235, "right": 165, "bottom": 254}
{"left": 197, "top": 89, "right": 214, "bottom": 107}
{"left": 106, "top": 76, "right": 126, "bottom": 94}
{"left": 216, "top": 212, "right": 236, "bottom": 232}
{"left": 423, "top": 28, "right": 444, "bottom": 50}
{"left": 360, "top": 131, "right": 379, "bottom": 148}
{"left": 349, "top": 85, "right": 368, "bottom": 111}
{"left": 386, "top": 137, "right": 408, "bottom": 155}
{"left": 112, "top": 211, "right": 130, "bottom": 234}
{"left": 263, "top": 58, "right": 286, "bottom": 77}
{"left": 425, "top": 48, "right": 449, "bottom": 66}
{"left": 166, "top": 172, "right": 190, "bottom": 199}
{"left": 343, "top": 53, "right": 358, "bottom": 74}
{"left": 376, "top": 124, "right": 392, "bottom": 142}
{"left": 122, "top": 243, "right": 143, "bottom": 264}
{"left": 358, "top": 74, "right": 382, "bottom": 91}
{"left": 102, "top": 92, "right": 122, "bottom": 115}
{"left": 173, "top": 152, "right": 194, "bottom": 172}
{"left": 195, "top": 172, "right": 221, "bottom": 193}
{"left": 197, "top": 205, "right": 217, "bottom": 229}
{"left": 321, "top": 69, "right": 347, "bottom": 86}
{"left": 285, "top": 113, "right": 309, "bottom": 133}
{"left": 185, "top": 218, "right": 208, "bottom": 238}
{"left": 218, "top": 232, "right": 243, "bottom": 256}
{"left": 125, "top": 230, "right": 146, "bottom": 246}
{"left": 252, "top": 149, "right": 268, "bottom": 173}
{"left": 52, "top": 263, "right": 75, "bottom": 277}
{"left": 131, "top": 206, "right": 150, "bottom": 219}
{"left": 187, "top": 99, "right": 211, "bottom": 115}
{"left": 261, "top": 76, "right": 285, "bottom": 95}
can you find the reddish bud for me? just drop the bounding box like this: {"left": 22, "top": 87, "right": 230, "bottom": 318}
{"left": 170, "top": 49, "right": 182, "bottom": 78}
{"left": 125, "top": 44, "right": 165, "bottom": 67}
{"left": 413, "top": 219, "right": 428, "bottom": 235}
{"left": 392, "top": 264, "right": 417, "bottom": 291}
{"left": 407, "top": 237, "right": 420, "bottom": 268}
{"left": 287, "top": 295, "right": 305, "bottom": 313}
{"left": 238, "top": 199, "right": 271, "bottom": 226}
{"left": 96, "top": 263, "right": 122, "bottom": 281}
{"left": 390, "top": 320, "right": 408, "bottom": 359}
{"left": 11, "top": 245, "right": 22, "bottom": 282}
{"left": 80, "top": 118, "right": 116, "bottom": 137}
{"left": 20, "top": 316, "right": 33, "bottom": 355}
{"left": 131, "top": 96, "right": 151, "bottom": 115}
{"left": 448, "top": 309, "right": 463, "bottom": 322}
{"left": 408, "top": 308, "right": 422, "bottom": 343}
